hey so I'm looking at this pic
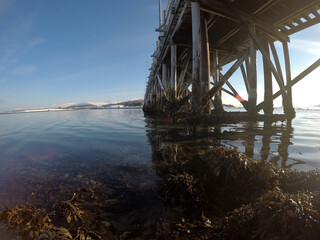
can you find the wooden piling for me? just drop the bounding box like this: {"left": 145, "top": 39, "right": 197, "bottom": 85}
{"left": 262, "top": 35, "right": 273, "bottom": 115}
{"left": 212, "top": 50, "right": 224, "bottom": 112}
{"left": 201, "top": 16, "right": 211, "bottom": 114}
{"left": 170, "top": 44, "right": 177, "bottom": 100}
{"left": 282, "top": 41, "right": 292, "bottom": 101}
{"left": 162, "top": 63, "right": 168, "bottom": 95}
{"left": 191, "top": 0, "right": 202, "bottom": 115}
{"left": 248, "top": 24, "right": 257, "bottom": 115}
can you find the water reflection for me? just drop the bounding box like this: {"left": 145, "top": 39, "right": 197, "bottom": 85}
{"left": 145, "top": 116, "right": 304, "bottom": 170}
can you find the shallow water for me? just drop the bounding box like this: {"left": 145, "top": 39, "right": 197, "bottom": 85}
{"left": 0, "top": 108, "right": 320, "bottom": 238}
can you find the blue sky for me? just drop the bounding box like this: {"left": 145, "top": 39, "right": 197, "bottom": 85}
{"left": 0, "top": 0, "right": 159, "bottom": 111}
{"left": 0, "top": 0, "right": 319, "bottom": 111}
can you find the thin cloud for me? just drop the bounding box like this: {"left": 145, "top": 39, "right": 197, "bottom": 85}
{"left": 290, "top": 38, "right": 320, "bottom": 56}
{"left": 12, "top": 64, "right": 38, "bottom": 76}
{"left": 25, "top": 37, "right": 45, "bottom": 51}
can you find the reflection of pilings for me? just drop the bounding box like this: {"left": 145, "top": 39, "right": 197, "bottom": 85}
{"left": 244, "top": 123, "right": 255, "bottom": 158}
{"left": 261, "top": 121, "right": 272, "bottom": 161}
{"left": 279, "top": 120, "right": 293, "bottom": 168}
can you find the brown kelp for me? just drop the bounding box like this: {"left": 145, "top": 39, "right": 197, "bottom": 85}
{"left": 155, "top": 146, "right": 320, "bottom": 239}
{"left": 2, "top": 146, "right": 320, "bottom": 239}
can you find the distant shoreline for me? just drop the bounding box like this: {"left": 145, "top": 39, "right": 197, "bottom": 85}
{"left": 0, "top": 106, "right": 143, "bottom": 115}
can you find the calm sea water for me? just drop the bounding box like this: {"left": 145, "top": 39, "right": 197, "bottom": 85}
{"left": 0, "top": 108, "right": 320, "bottom": 238}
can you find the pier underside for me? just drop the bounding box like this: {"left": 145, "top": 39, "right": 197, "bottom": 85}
{"left": 144, "top": 0, "right": 320, "bottom": 123}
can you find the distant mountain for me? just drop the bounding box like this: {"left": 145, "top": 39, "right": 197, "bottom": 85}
{"left": 105, "top": 99, "right": 143, "bottom": 107}
{"left": 0, "top": 99, "right": 144, "bottom": 115}
{"left": 57, "top": 99, "right": 144, "bottom": 110}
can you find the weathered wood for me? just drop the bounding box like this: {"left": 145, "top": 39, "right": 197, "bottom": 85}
{"left": 162, "top": 63, "right": 168, "bottom": 93}
{"left": 156, "top": 75, "right": 169, "bottom": 101}
{"left": 218, "top": 72, "right": 248, "bottom": 109}
{"left": 201, "top": 16, "right": 211, "bottom": 114}
{"left": 170, "top": 44, "right": 177, "bottom": 100}
{"left": 248, "top": 24, "right": 257, "bottom": 115}
{"left": 246, "top": 25, "right": 294, "bottom": 117}
{"left": 212, "top": 50, "right": 224, "bottom": 112}
{"left": 177, "top": 51, "right": 191, "bottom": 97}
{"left": 257, "top": 58, "right": 320, "bottom": 111}
{"left": 282, "top": 41, "right": 292, "bottom": 101}
{"left": 269, "top": 41, "right": 285, "bottom": 86}
{"left": 262, "top": 35, "right": 273, "bottom": 114}
{"left": 240, "top": 64, "right": 250, "bottom": 94}
{"left": 191, "top": 0, "right": 202, "bottom": 114}
{"left": 144, "top": 0, "right": 320, "bottom": 118}
{"left": 202, "top": 49, "right": 250, "bottom": 109}
{"left": 200, "top": 1, "right": 289, "bottom": 42}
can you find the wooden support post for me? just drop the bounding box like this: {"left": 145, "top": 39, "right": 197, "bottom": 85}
{"left": 201, "top": 16, "right": 211, "bottom": 114}
{"left": 248, "top": 24, "right": 257, "bottom": 115}
{"left": 262, "top": 35, "right": 273, "bottom": 115}
{"left": 240, "top": 63, "right": 250, "bottom": 95}
{"left": 282, "top": 41, "right": 292, "bottom": 101}
{"left": 191, "top": 0, "right": 202, "bottom": 115}
{"left": 212, "top": 50, "right": 224, "bottom": 112}
{"left": 246, "top": 25, "right": 295, "bottom": 118}
{"left": 177, "top": 51, "right": 191, "bottom": 97}
{"left": 162, "top": 63, "right": 168, "bottom": 94}
{"left": 202, "top": 49, "right": 250, "bottom": 108}
{"left": 171, "top": 44, "right": 177, "bottom": 100}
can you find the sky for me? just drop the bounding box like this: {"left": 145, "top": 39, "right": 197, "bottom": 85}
{"left": 0, "top": 0, "right": 159, "bottom": 111}
{"left": 0, "top": 0, "right": 319, "bottom": 111}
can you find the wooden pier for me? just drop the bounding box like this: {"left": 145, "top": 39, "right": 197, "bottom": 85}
{"left": 143, "top": 0, "right": 320, "bottom": 122}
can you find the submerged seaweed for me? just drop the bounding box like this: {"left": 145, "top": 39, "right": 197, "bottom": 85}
{"left": 1, "top": 145, "right": 320, "bottom": 239}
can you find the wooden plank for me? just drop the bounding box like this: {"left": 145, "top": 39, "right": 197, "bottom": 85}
{"left": 170, "top": 2, "right": 188, "bottom": 40}
{"left": 200, "top": 1, "right": 289, "bottom": 42}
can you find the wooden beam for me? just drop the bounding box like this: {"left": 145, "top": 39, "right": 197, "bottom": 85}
{"left": 262, "top": 35, "right": 273, "bottom": 115}
{"left": 202, "top": 49, "right": 250, "bottom": 109}
{"left": 156, "top": 75, "right": 169, "bottom": 101}
{"left": 162, "top": 63, "right": 168, "bottom": 93}
{"left": 248, "top": 24, "right": 257, "bottom": 115}
{"left": 257, "top": 58, "right": 320, "bottom": 111}
{"left": 177, "top": 51, "right": 191, "bottom": 97}
{"left": 212, "top": 50, "right": 224, "bottom": 112}
{"left": 200, "top": 1, "right": 289, "bottom": 42}
{"left": 191, "top": 0, "right": 202, "bottom": 114}
{"left": 201, "top": 16, "right": 211, "bottom": 114}
{"left": 170, "top": 2, "right": 188, "bottom": 40}
{"left": 283, "top": 41, "right": 292, "bottom": 101}
{"left": 170, "top": 43, "right": 177, "bottom": 100}
{"left": 246, "top": 25, "right": 294, "bottom": 117}
{"left": 240, "top": 63, "right": 250, "bottom": 94}
{"left": 269, "top": 41, "right": 285, "bottom": 85}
